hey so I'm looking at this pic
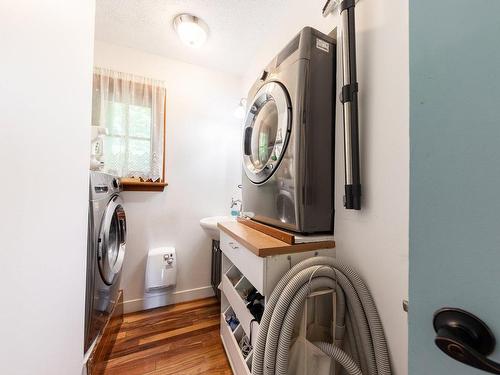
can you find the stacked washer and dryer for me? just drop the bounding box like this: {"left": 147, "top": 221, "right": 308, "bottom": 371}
{"left": 84, "top": 171, "right": 127, "bottom": 353}
{"left": 242, "top": 27, "right": 336, "bottom": 234}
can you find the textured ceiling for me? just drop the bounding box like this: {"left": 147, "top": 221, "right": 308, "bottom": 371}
{"left": 95, "top": 0, "right": 299, "bottom": 76}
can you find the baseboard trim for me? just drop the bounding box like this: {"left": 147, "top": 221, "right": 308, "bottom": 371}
{"left": 122, "top": 285, "right": 214, "bottom": 314}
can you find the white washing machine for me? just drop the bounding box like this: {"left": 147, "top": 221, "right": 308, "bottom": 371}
{"left": 84, "top": 171, "right": 127, "bottom": 353}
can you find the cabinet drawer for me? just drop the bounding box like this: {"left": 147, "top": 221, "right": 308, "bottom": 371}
{"left": 220, "top": 232, "right": 265, "bottom": 295}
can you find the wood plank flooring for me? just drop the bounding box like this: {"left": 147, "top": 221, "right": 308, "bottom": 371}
{"left": 101, "top": 297, "right": 232, "bottom": 375}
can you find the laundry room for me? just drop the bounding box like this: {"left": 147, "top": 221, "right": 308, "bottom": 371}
{"left": 4, "top": 1, "right": 500, "bottom": 375}
{"left": 90, "top": 1, "right": 408, "bottom": 371}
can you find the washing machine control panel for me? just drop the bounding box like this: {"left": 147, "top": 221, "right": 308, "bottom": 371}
{"left": 90, "top": 172, "right": 122, "bottom": 199}
{"left": 94, "top": 185, "right": 109, "bottom": 194}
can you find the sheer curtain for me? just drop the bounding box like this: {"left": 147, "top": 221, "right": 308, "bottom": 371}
{"left": 92, "top": 67, "right": 166, "bottom": 181}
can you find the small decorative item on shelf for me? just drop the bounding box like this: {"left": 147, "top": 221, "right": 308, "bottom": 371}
{"left": 119, "top": 177, "right": 168, "bottom": 192}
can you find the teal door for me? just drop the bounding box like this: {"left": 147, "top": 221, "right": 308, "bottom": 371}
{"left": 409, "top": 0, "right": 500, "bottom": 374}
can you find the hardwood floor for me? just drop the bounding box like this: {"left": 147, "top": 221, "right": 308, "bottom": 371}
{"left": 101, "top": 297, "right": 232, "bottom": 375}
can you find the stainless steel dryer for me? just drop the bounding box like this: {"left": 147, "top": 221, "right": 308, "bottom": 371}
{"left": 242, "top": 27, "right": 336, "bottom": 234}
{"left": 84, "top": 171, "right": 126, "bottom": 352}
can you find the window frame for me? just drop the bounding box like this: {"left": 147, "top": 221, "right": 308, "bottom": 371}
{"left": 119, "top": 92, "right": 168, "bottom": 192}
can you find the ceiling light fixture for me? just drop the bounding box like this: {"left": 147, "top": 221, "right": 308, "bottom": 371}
{"left": 173, "top": 14, "right": 209, "bottom": 48}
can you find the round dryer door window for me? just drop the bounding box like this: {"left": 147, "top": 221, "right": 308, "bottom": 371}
{"left": 98, "top": 195, "right": 126, "bottom": 285}
{"left": 243, "top": 82, "right": 291, "bottom": 184}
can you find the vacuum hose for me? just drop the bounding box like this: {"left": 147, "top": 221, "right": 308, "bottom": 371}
{"left": 251, "top": 256, "right": 391, "bottom": 375}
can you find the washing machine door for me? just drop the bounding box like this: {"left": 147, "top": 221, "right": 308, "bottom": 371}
{"left": 243, "top": 82, "right": 291, "bottom": 184}
{"left": 97, "top": 195, "right": 126, "bottom": 285}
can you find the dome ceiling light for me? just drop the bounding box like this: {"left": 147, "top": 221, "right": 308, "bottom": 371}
{"left": 173, "top": 14, "right": 209, "bottom": 48}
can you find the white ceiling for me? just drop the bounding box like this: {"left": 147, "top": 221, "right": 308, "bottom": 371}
{"left": 94, "top": 0, "right": 331, "bottom": 77}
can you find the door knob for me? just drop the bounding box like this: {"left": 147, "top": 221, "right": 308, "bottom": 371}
{"left": 433, "top": 307, "right": 500, "bottom": 374}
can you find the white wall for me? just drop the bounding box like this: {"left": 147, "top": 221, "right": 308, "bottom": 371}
{"left": 242, "top": 1, "right": 409, "bottom": 374}
{"left": 94, "top": 41, "right": 243, "bottom": 313}
{"left": 0, "top": 1, "right": 95, "bottom": 375}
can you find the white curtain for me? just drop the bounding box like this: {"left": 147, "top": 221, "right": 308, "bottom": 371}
{"left": 92, "top": 67, "right": 166, "bottom": 181}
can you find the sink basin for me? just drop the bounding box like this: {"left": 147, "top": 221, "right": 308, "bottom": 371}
{"left": 200, "top": 216, "right": 235, "bottom": 240}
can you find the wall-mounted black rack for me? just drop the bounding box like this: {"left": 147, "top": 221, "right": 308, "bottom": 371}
{"left": 339, "top": 0, "right": 361, "bottom": 210}
{"left": 324, "top": 0, "right": 362, "bottom": 210}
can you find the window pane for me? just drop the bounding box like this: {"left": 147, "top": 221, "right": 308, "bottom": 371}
{"left": 105, "top": 101, "right": 127, "bottom": 136}
{"left": 103, "top": 136, "right": 125, "bottom": 176}
{"left": 129, "top": 105, "right": 151, "bottom": 139}
{"left": 128, "top": 138, "right": 151, "bottom": 174}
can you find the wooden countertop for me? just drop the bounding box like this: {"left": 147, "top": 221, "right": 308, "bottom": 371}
{"left": 217, "top": 221, "right": 335, "bottom": 257}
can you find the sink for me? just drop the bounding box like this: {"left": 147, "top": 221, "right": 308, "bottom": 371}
{"left": 200, "top": 216, "right": 235, "bottom": 240}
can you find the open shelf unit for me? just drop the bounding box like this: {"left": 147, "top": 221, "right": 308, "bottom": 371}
{"left": 221, "top": 305, "right": 253, "bottom": 375}
{"left": 221, "top": 262, "right": 261, "bottom": 346}
{"left": 218, "top": 229, "right": 335, "bottom": 375}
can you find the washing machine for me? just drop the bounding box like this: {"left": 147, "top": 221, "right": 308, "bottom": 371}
{"left": 242, "top": 27, "right": 336, "bottom": 234}
{"left": 84, "top": 171, "right": 127, "bottom": 353}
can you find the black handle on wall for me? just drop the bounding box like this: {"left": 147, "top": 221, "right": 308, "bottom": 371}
{"left": 340, "top": 0, "right": 361, "bottom": 210}
{"left": 433, "top": 308, "right": 500, "bottom": 374}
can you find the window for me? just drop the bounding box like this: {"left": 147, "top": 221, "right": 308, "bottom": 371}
{"left": 92, "top": 68, "right": 167, "bottom": 191}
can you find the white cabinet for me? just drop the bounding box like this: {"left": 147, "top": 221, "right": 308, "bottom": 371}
{"left": 219, "top": 230, "right": 335, "bottom": 375}
{"left": 220, "top": 232, "right": 265, "bottom": 295}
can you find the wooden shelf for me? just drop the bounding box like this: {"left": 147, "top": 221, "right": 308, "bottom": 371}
{"left": 120, "top": 178, "right": 168, "bottom": 192}
{"left": 218, "top": 221, "right": 335, "bottom": 258}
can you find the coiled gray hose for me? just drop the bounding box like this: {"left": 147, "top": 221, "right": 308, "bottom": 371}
{"left": 313, "top": 342, "right": 363, "bottom": 375}
{"left": 252, "top": 256, "right": 391, "bottom": 375}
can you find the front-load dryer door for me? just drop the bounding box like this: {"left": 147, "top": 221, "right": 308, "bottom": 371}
{"left": 243, "top": 82, "right": 291, "bottom": 184}
{"left": 97, "top": 195, "right": 126, "bottom": 285}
